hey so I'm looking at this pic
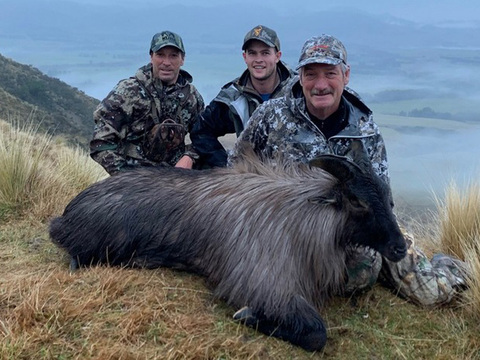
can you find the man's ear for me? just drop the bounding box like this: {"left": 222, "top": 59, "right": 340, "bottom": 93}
{"left": 275, "top": 50, "right": 282, "bottom": 63}
{"left": 343, "top": 65, "right": 350, "bottom": 86}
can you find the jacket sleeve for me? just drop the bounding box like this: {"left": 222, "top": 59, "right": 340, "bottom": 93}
{"left": 89, "top": 85, "right": 132, "bottom": 175}
{"left": 365, "top": 116, "right": 390, "bottom": 185}
{"left": 230, "top": 104, "right": 270, "bottom": 163}
{"left": 190, "top": 100, "right": 236, "bottom": 168}
{"left": 379, "top": 232, "right": 470, "bottom": 306}
{"left": 184, "top": 86, "right": 205, "bottom": 133}
{"left": 182, "top": 85, "right": 205, "bottom": 163}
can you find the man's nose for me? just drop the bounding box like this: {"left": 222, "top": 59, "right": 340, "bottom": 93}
{"left": 313, "top": 75, "right": 328, "bottom": 89}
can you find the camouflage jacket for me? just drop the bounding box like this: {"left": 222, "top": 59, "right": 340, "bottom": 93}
{"left": 90, "top": 64, "right": 204, "bottom": 174}
{"left": 190, "top": 61, "right": 296, "bottom": 168}
{"left": 232, "top": 76, "right": 390, "bottom": 184}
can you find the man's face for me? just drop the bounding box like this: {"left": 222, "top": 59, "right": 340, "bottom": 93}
{"left": 300, "top": 63, "right": 350, "bottom": 119}
{"left": 151, "top": 46, "right": 185, "bottom": 85}
{"left": 243, "top": 40, "right": 281, "bottom": 82}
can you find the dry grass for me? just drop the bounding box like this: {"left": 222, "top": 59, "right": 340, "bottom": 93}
{"left": 31, "top": 142, "right": 108, "bottom": 219}
{"left": 435, "top": 181, "right": 480, "bottom": 319}
{"left": 461, "top": 238, "right": 480, "bottom": 321}
{"left": 0, "top": 119, "right": 107, "bottom": 221}
{"left": 1, "top": 120, "right": 479, "bottom": 359}
{"left": 436, "top": 181, "right": 480, "bottom": 260}
{"left": 0, "top": 118, "right": 50, "bottom": 217}
{"left": 1, "top": 219, "right": 479, "bottom": 359}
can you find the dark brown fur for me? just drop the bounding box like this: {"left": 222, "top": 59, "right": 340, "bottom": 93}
{"left": 50, "top": 142, "right": 406, "bottom": 351}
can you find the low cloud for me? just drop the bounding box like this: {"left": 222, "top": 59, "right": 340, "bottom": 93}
{"left": 387, "top": 125, "right": 480, "bottom": 210}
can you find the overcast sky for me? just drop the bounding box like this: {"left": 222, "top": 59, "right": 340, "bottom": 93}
{"left": 67, "top": 0, "right": 480, "bottom": 24}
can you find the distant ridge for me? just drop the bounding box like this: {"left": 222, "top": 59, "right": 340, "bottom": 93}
{"left": 0, "top": 53, "right": 99, "bottom": 149}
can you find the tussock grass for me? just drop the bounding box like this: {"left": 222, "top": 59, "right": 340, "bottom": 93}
{"left": 461, "top": 239, "right": 480, "bottom": 320}
{"left": 0, "top": 119, "right": 50, "bottom": 218}
{"left": 436, "top": 181, "right": 480, "bottom": 260}
{"left": 1, "top": 119, "right": 479, "bottom": 359}
{"left": 435, "top": 181, "right": 480, "bottom": 319}
{"left": 0, "top": 119, "right": 107, "bottom": 221}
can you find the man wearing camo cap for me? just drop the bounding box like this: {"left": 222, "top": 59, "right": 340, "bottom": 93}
{"left": 90, "top": 30, "right": 204, "bottom": 175}
{"left": 232, "top": 34, "right": 470, "bottom": 307}
{"left": 176, "top": 25, "right": 296, "bottom": 169}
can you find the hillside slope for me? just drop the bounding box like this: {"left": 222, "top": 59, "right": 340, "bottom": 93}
{"left": 0, "top": 53, "right": 99, "bottom": 148}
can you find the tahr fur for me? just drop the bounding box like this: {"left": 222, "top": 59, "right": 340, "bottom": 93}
{"left": 50, "top": 141, "right": 406, "bottom": 351}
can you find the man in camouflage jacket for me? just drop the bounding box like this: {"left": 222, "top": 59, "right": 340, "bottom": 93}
{"left": 232, "top": 34, "right": 469, "bottom": 306}
{"left": 90, "top": 31, "right": 204, "bottom": 175}
{"left": 178, "top": 25, "right": 296, "bottom": 169}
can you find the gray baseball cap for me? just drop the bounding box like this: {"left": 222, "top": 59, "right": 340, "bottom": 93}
{"left": 296, "top": 34, "right": 347, "bottom": 70}
{"left": 242, "top": 25, "right": 280, "bottom": 51}
{"left": 150, "top": 31, "right": 185, "bottom": 54}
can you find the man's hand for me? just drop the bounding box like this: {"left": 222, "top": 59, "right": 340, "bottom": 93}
{"left": 175, "top": 155, "right": 194, "bottom": 169}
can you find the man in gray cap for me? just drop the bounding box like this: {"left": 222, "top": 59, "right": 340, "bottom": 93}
{"left": 232, "top": 34, "right": 469, "bottom": 307}
{"left": 90, "top": 30, "right": 204, "bottom": 175}
{"left": 176, "top": 25, "right": 295, "bottom": 169}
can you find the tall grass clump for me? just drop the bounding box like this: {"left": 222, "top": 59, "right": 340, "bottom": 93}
{"left": 0, "top": 119, "right": 107, "bottom": 221}
{"left": 436, "top": 181, "right": 480, "bottom": 260}
{"left": 53, "top": 144, "right": 108, "bottom": 191}
{"left": 435, "top": 180, "right": 480, "bottom": 318}
{"left": 0, "top": 119, "right": 51, "bottom": 219}
{"left": 460, "top": 235, "right": 480, "bottom": 319}
{"left": 34, "top": 141, "right": 108, "bottom": 218}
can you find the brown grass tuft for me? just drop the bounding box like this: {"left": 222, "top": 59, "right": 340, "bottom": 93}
{"left": 435, "top": 181, "right": 480, "bottom": 260}
{"left": 0, "top": 119, "right": 107, "bottom": 221}
{"left": 434, "top": 180, "right": 480, "bottom": 319}
{"left": 459, "top": 238, "right": 480, "bottom": 320}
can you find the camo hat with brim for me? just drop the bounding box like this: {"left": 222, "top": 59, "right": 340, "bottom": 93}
{"left": 150, "top": 31, "right": 185, "bottom": 54}
{"left": 296, "top": 34, "right": 347, "bottom": 70}
{"left": 242, "top": 25, "right": 280, "bottom": 51}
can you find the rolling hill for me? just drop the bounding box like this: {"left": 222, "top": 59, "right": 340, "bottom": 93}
{"left": 0, "top": 53, "right": 99, "bottom": 148}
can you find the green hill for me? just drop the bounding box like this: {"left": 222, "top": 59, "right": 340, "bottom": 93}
{"left": 0, "top": 53, "right": 99, "bottom": 148}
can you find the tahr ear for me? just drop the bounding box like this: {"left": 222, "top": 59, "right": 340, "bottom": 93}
{"left": 309, "top": 155, "right": 360, "bottom": 181}
{"left": 308, "top": 140, "right": 370, "bottom": 180}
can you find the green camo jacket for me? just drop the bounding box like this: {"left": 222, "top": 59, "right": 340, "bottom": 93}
{"left": 90, "top": 64, "right": 204, "bottom": 175}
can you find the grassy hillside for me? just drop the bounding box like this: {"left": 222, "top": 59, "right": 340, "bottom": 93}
{"left": 0, "top": 53, "right": 99, "bottom": 148}
{"left": 0, "top": 120, "right": 479, "bottom": 359}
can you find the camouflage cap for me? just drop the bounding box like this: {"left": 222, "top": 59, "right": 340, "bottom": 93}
{"left": 150, "top": 31, "right": 185, "bottom": 54}
{"left": 242, "top": 25, "right": 280, "bottom": 51}
{"left": 296, "top": 34, "right": 347, "bottom": 70}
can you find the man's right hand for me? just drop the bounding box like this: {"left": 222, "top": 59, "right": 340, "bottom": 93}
{"left": 175, "top": 155, "right": 194, "bottom": 169}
